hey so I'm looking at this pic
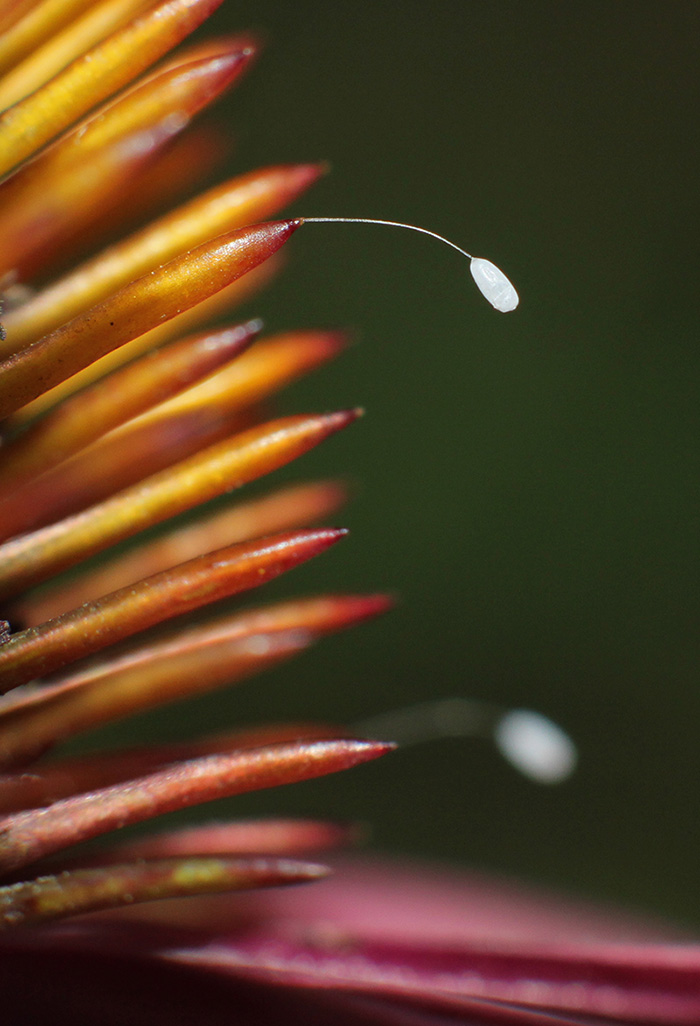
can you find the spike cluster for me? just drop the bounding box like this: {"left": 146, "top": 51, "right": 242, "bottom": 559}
{"left": 0, "top": 0, "right": 393, "bottom": 931}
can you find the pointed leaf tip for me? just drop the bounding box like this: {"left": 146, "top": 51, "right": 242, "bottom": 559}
{"left": 0, "top": 529, "right": 350, "bottom": 690}
{"left": 14, "top": 482, "right": 352, "bottom": 623}
{"left": 0, "top": 321, "right": 262, "bottom": 493}
{"left": 0, "top": 222, "right": 301, "bottom": 420}
{"left": 0, "top": 857, "right": 330, "bottom": 929}
{"left": 0, "top": 0, "right": 229, "bottom": 177}
{"left": 0, "top": 412, "right": 355, "bottom": 600}
{"left": 4, "top": 168, "right": 317, "bottom": 352}
{"left": 282, "top": 162, "right": 328, "bottom": 193}
{"left": 0, "top": 738, "right": 394, "bottom": 872}
{"left": 324, "top": 407, "right": 364, "bottom": 431}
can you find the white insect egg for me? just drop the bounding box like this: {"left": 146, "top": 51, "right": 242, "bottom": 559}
{"left": 469, "top": 257, "right": 519, "bottom": 313}
{"left": 494, "top": 709, "right": 577, "bottom": 784}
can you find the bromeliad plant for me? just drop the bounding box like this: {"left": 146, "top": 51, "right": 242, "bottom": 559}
{"left": 1, "top": 3, "right": 700, "bottom": 1024}
{"left": 0, "top": 0, "right": 394, "bottom": 927}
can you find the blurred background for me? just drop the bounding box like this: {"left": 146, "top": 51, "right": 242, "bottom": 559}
{"left": 91, "top": 2, "right": 700, "bottom": 925}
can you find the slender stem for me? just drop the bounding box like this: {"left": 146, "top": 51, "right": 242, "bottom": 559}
{"left": 355, "top": 699, "right": 577, "bottom": 784}
{"left": 302, "top": 217, "right": 474, "bottom": 262}
{"left": 355, "top": 698, "right": 499, "bottom": 746}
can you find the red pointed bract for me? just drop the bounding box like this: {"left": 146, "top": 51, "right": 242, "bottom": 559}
{"left": 0, "top": 322, "right": 260, "bottom": 493}
{"left": 0, "top": 221, "right": 300, "bottom": 419}
{"left": 0, "top": 739, "right": 393, "bottom": 874}
{"left": 16, "top": 481, "right": 349, "bottom": 623}
{"left": 0, "top": 410, "right": 357, "bottom": 598}
{"left": 0, "top": 593, "right": 390, "bottom": 766}
{"left": 0, "top": 724, "right": 345, "bottom": 810}
{"left": 0, "top": 529, "right": 347, "bottom": 691}
{"left": 0, "top": 629, "right": 314, "bottom": 767}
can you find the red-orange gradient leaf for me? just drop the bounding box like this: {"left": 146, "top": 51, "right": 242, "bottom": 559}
{"left": 0, "top": 738, "right": 393, "bottom": 873}
{"left": 0, "top": 0, "right": 226, "bottom": 177}
{"left": 0, "top": 629, "right": 314, "bottom": 765}
{"left": 0, "top": 529, "right": 347, "bottom": 691}
{"left": 0, "top": 724, "right": 344, "bottom": 810}
{"left": 0, "top": 48, "right": 254, "bottom": 291}
{"left": 16, "top": 481, "right": 349, "bottom": 623}
{"left": 9, "top": 258, "right": 280, "bottom": 422}
{"left": 0, "top": 593, "right": 390, "bottom": 764}
{"left": 0, "top": 321, "right": 260, "bottom": 493}
{"left": 0, "top": 410, "right": 357, "bottom": 597}
{"left": 0, "top": 221, "right": 300, "bottom": 419}
{"left": 0, "top": 856, "right": 330, "bottom": 929}
{"left": 4, "top": 166, "right": 321, "bottom": 350}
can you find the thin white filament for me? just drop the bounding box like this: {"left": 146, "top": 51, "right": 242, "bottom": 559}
{"left": 303, "top": 217, "right": 474, "bottom": 260}
{"left": 356, "top": 698, "right": 576, "bottom": 784}
{"left": 302, "top": 217, "right": 519, "bottom": 312}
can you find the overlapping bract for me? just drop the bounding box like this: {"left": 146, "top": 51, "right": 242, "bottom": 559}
{"left": 2, "top": 5, "right": 697, "bottom": 1026}
{"left": 0, "top": 0, "right": 391, "bottom": 932}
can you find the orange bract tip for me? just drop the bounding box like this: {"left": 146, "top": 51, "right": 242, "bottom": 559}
{"left": 156, "top": 328, "right": 349, "bottom": 416}
{"left": 0, "top": 410, "right": 353, "bottom": 597}
{"left": 0, "top": 48, "right": 256, "bottom": 290}
{"left": 0, "top": 321, "right": 261, "bottom": 493}
{"left": 153, "top": 31, "right": 260, "bottom": 78}
{"left": 0, "top": 221, "right": 300, "bottom": 419}
{"left": 0, "top": 0, "right": 226, "bottom": 177}
{"left": 4, "top": 164, "right": 317, "bottom": 351}
{"left": 0, "top": 528, "right": 348, "bottom": 691}
{"left": 16, "top": 480, "right": 350, "bottom": 623}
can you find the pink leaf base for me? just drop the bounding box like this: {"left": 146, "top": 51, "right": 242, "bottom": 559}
{"left": 1, "top": 858, "right": 698, "bottom": 1025}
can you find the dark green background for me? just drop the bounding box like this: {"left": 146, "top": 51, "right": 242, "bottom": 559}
{"left": 92, "top": 2, "right": 700, "bottom": 925}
